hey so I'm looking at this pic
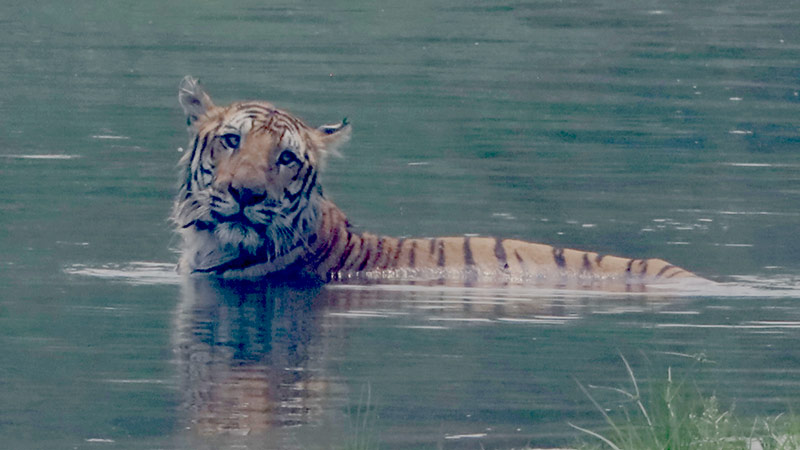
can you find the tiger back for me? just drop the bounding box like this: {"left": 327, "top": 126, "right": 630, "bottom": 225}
{"left": 173, "top": 76, "right": 705, "bottom": 287}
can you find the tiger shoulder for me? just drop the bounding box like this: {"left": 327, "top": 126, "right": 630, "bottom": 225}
{"left": 172, "top": 76, "right": 708, "bottom": 287}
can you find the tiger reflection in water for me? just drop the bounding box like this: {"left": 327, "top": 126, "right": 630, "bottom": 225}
{"left": 173, "top": 276, "right": 343, "bottom": 436}
{"left": 173, "top": 274, "right": 672, "bottom": 438}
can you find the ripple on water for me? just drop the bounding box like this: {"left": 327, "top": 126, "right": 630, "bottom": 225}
{"left": 64, "top": 262, "right": 180, "bottom": 285}
{"left": 2, "top": 154, "right": 80, "bottom": 160}
{"left": 63, "top": 261, "right": 800, "bottom": 299}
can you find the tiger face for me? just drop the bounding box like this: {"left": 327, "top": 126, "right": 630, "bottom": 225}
{"left": 174, "top": 76, "right": 350, "bottom": 276}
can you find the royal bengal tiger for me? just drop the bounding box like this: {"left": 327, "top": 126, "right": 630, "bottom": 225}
{"left": 173, "top": 76, "right": 704, "bottom": 286}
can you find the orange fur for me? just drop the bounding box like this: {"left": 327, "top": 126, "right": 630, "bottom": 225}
{"left": 174, "top": 76, "right": 702, "bottom": 286}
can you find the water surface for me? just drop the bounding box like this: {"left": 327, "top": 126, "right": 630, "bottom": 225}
{"left": 2, "top": 0, "right": 800, "bottom": 448}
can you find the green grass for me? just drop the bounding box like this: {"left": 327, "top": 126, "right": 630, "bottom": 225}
{"left": 342, "top": 383, "right": 380, "bottom": 450}
{"left": 571, "top": 354, "right": 800, "bottom": 450}
{"left": 336, "top": 358, "right": 800, "bottom": 450}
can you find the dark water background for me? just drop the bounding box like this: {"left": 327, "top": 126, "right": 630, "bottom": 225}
{"left": 2, "top": 0, "right": 800, "bottom": 448}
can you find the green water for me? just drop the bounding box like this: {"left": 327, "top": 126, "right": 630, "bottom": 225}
{"left": 2, "top": 0, "right": 800, "bottom": 448}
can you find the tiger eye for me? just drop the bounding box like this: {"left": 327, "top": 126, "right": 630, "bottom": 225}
{"left": 277, "top": 150, "right": 299, "bottom": 166}
{"left": 220, "top": 133, "right": 240, "bottom": 149}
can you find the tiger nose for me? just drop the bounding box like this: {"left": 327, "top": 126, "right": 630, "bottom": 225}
{"left": 229, "top": 186, "right": 267, "bottom": 206}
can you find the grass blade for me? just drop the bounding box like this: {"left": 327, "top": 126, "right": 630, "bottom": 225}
{"left": 568, "top": 422, "right": 623, "bottom": 450}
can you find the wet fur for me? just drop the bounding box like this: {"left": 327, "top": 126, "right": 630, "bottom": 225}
{"left": 174, "top": 76, "right": 701, "bottom": 285}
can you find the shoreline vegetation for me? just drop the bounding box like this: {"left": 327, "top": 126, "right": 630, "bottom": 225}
{"left": 342, "top": 354, "right": 800, "bottom": 450}
{"left": 571, "top": 354, "right": 799, "bottom": 450}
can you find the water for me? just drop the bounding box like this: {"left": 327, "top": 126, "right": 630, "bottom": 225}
{"left": 2, "top": 0, "right": 800, "bottom": 448}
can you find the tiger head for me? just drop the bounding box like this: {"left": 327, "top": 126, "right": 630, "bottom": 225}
{"left": 173, "top": 76, "right": 350, "bottom": 276}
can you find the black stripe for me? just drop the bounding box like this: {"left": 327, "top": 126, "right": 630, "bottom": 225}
{"left": 287, "top": 166, "right": 313, "bottom": 202}
{"left": 334, "top": 231, "right": 355, "bottom": 272}
{"left": 287, "top": 237, "right": 306, "bottom": 252}
{"left": 305, "top": 172, "right": 317, "bottom": 197}
{"left": 626, "top": 259, "right": 635, "bottom": 274}
{"left": 357, "top": 241, "right": 372, "bottom": 272}
{"left": 515, "top": 249, "right": 528, "bottom": 272}
{"left": 408, "top": 241, "right": 417, "bottom": 269}
{"left": 285, "top": 176, "right": 316, "bottom": 219}
{"left": 463, "top": 237, "right": 477, "bottom": 285}
{"left": 666, "top": 269, "right": 685, "bottom": 278}
{"left": 376, "top": 238, "right": 385, "bottom": 269}
{"left": 639, "top": 260, "right": 649, "bottom": 276}
{"left": 295, "top": 167, "right": 313, "bottom": 201}
{"left": 312, "top": 226, "right": 340, "bottom": 267}
{"left": 191, "top": 135, "right": 208, "bottom": 175}
{"left": 595, "top": 254, "right": 605, "bottom": 265}
{"left": 463, "top": 237, "right": 475, "bottom": 267}
{"left": 391, "top": 238, "right": 406, "bottom": 269}
{"left": 437, "top": 240, "right": 446, "bottom": 267}
{"left": 656, "top": 264, "right": 676, "bottom": 277}
{"left": 284, "top": 187, "right": 299, "bottom": 203}
{"left": 552, "top": 247, "right": 566, "bottom": 268}
{"left": 582, "top": 253, "right": 592, "bottom": 272}
{"left": 188, "top": 136, "right": 200, "bottom": 166}
{"left": 192, "top": 169, "right": 201, "bottom": 188}
{"left": 344, "top": 235, "right": 367, "bottom": 272}
{"left": 290, "top": 208, "right": 303, "bottom": 230}
{"left": 191, "top": 220, "right": 214, "bottom": 231}
{"left": 494, "top": 238, "right": 508, "bottom": 270}
{"left": 286, "top": 193, "right": 304, "bottom": 215}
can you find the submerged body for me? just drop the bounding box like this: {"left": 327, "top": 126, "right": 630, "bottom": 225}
{"left": 174, "top": 77, "right": 701, "bottom": 286}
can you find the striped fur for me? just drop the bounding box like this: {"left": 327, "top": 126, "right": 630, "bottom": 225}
{"left": 174, "top": 76, "right": 700, "bottom": 285}
{"left": 299, "top": 202, "right": 697, "bottom": 284}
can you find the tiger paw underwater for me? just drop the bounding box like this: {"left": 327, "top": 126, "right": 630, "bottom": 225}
{"left": 173, "top": 76, "right": 708, "bottom": 288}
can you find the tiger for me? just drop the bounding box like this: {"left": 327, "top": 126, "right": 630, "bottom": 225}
{"left": 173, "top": 76, "right": 704, "bottom": 286}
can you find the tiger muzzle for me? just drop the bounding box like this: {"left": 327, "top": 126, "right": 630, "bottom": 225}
{"left": 229, "top": 186, "right": 267, "bottom": 207}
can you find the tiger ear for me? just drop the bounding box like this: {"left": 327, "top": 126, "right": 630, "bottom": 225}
{"left": 316, "top": 118, "right": 351, "bottom": 157}
{"left": 178, "top": 76, "right": 215, "bottom": 127}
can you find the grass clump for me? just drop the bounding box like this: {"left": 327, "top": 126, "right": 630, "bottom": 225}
{"left": 571, "top": 354, "right": 800, "bottom": 450}
{"left": 343, "top": 383, "right": 380, "bottom": 450}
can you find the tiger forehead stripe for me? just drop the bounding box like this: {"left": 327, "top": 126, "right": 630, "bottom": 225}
{"left": 219, "top": 104, "right": 308, "bottom": 135}
{"left": 231, "top": 104, "right": 305, "bottom": 126}
{"left": 246, "top": 114, "right": 307, "bottom": 144}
